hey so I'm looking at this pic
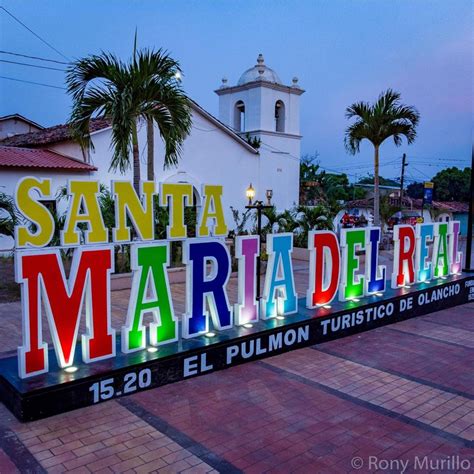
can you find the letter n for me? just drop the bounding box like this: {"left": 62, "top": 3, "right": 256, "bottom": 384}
{"left": 16, "top": 247, "right": 115, "bottom": 378}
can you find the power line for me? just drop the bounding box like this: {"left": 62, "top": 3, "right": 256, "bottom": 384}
{"left": 0, "top": 59, "right": 66, "bottom": 72}
{"left": 0, "top": 6, "right": 70, "bottom": 61}
{"left": 0, "top": 50, "right": 70, "bottom": 65}
{"left": 0, "top": 75, "right": 66, "bottom": 90}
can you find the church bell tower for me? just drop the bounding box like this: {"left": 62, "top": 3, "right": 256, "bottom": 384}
{"left": 215, "top": 54, "right": 304, "bottom": 210}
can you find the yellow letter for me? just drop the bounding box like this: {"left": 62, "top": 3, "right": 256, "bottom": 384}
{"left": 61, "top": 181, "right": 108, "bottom": 246}
{"left": 15, "top": 177, "right": 54, "bottom": 248}
{"left": 198, "top": 185, "right": 228, "bottom": 237}
{"left": 159, "top": 183, "right": 193, "bottom": 239}
{"left": 112, "top": 181, "right": 155, "bottom": 242}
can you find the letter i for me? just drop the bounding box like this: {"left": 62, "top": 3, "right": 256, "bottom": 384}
{"left": 234, "top": 236, "right": 259, "bottom": 325}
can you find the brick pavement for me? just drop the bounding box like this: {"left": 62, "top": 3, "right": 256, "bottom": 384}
{"left": 0, "top": 262, "right": 472, "bottom": 472}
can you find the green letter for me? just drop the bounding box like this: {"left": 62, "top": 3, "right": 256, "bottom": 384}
{"left": 433, "top": 223, "right": 449, "bottom": 277}
{"left": 340, "top": 228, "right": 366, "bottom": 301}
{"left": 122, "top": 243, "right": 177, "bottom": 352}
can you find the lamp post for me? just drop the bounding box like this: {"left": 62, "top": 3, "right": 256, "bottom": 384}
{"left": 245, "top": 184, "right": 273, "bottom": 300}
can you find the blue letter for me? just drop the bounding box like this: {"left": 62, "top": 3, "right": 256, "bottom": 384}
{"left": 182, "top": 239, "right": 232, "bottom": 338}
{"left": 365, "top": 227, "right": 386, "bottom": 294}
{"left": 416, "top": 223, "right": 434, "bottom": 282}
{"left": 261, "top": 233, "right": 297, "bottom": 319}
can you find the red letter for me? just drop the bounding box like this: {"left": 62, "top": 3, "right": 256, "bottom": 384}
{"left": 306, "top": 231, "right": 340, "bottom": 307}
{"left": 16, "top": 247, "right": 115, "bottom": 378}
{"left": 392, "top": 225, "right": 416, "bottom": 288}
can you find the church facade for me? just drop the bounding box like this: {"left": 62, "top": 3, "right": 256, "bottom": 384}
{"left": 0, "top": 54, "right": 303, "bottom": 249}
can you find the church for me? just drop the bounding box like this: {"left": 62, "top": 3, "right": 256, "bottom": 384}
{"left": 0, "top": 54, "right": 304, "bottom": 250}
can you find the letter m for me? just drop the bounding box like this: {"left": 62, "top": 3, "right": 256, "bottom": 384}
{"left": 16, "top": 247, "right": 115, "bottom": 378}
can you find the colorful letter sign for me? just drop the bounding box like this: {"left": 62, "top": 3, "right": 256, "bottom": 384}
{"left": 122, "top": 242, "right": 177, "bottom": 353}
{"left": 339, "top": 228, "right": 366, "bottom": 301}
{"left": 11, "top": 176, "right": 466, "bottom": 379}
{"left": 415, "top": 223, "right": 434, "bottom": 282}
{"left": 16, "top": 247, "right": 115, "bottom": 378}
{"left": 261, "top": 233, "right": 297, "bottom": 319}
{"left": 182, "top": 239, "right": 232, "bottom": 338}
{"left": 306, "top": 230, "right": 340, "bottom": 307}
{"left": 234, "top": 235, "right": 259, "bottom": 325}
{"left": 392, "top": 225, "right": 416, "bottom": 288}
{"left": 365, "top": 227, "right": 386, "bottom": 294}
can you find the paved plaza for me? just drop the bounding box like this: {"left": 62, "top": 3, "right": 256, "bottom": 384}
{"left": 0, "top": 261, "right": 472, "bottom": 473}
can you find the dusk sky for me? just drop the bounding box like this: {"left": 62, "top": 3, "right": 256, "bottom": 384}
{"left": 1, "top": 0, "right": 472, "bottom": 183}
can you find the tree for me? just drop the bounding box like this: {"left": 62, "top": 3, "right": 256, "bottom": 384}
{"left": 0, "top": 192, "right": 20, "bottom": 238}
{"left": 344, "top": 89, "right": 420, "bottom": 225}
{"left": 66, "top": 48, "right": 192, "bottom": 192}
{"left": 357, "top": 174, "right": 400, "bottom": 187}
{"left": 432, "top": 167, "right": 471, "bottom": 202}
{"left": 406, "top": 181, "right": 424, "bottom": 199}
{"left": 300, "top": 152, "right": 320, "bottom": 182}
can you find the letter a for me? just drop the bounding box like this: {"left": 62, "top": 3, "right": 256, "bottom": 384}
{"left": 262, "top": 233, "right": 297, "bottom": 319}
{"left": 122, "top": 242, "right": 177, "bottom": 353}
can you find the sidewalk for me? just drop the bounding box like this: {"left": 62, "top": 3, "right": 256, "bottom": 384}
{"left": 0, "top": 263, "right": 472, "bottom": 472}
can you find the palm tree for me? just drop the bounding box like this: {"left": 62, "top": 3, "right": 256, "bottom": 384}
{"left": 66, "top": 48, "right": 192, "bottom": 192}
{"left": 344, "top": 89, "right": 419, "bottom": 225}
{"left": 0, "top": 192, "right": 20, "bottom": 238}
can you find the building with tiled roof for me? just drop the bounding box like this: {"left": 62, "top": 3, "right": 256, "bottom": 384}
{"left": 0, "top": 113, "right": 44, "bottom": 140}
{"left": 0, "top": 118, "right": 110, "bottom": 148}
{"left": 0, "top": 54, "right": 303, "bottom": 251}
{"left": 0, "top": 146, "right": 96, "bottom": 171}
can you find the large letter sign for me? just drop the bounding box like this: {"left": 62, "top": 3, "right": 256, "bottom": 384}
{"left": 262, "top": 233, "right": 297, "bottom": 319}
{"left": 306, "top": 230, "right": 340, "bottom": 308}
{"left": 16, "top": 247, "right": 115, "bottom": 378}
{"left": 10, "top": 175, "right": 468, "bottom": 384}
{"left": 159, "top": 183, "right": 193, "bottom": 239}
{"left": 339, "top": 228, "right": 366, "bottom": 301}
{"left": 61, "top": 181, "right": 108, "bottom": 246}
{"left": 121, "top": 242, "right": 177, "bottom": 353}
{"left": 392, "top": 225, "right": 416, "bottom": 288}
{"left": 449, "top": 221, "right": 462, "bottom": 275}
{"left": 415, "top": 223, "right": 434, "bottom": 283}
{"left": 234, "top": 235, "right": 259, "bottom": 325}
{"left": 183, "top": 239, "right": 232, "bottom": 338}
{"left": 433, "top": 222, "right": 449, "bottom": 278}
{"left": 15, "top": 177, "right": 55, "bottom": 248}
{"left": 198, "top": 185, "right": 228, "bottom": 237}
{"left": 113, "top": 181, "right": 155, "bottom": 242}
{"left": 365, "top": 227, "right": 386, "bottom": 294}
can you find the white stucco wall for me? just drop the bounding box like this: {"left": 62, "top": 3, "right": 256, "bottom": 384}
{"left": 0, "top": 118, "right": 42, "bottom": 140}
{"left": 91, "top": 110, "right": 261, "bottom": 231}
{"left": 0, "top": 104, "right": 301, "bottom": 249}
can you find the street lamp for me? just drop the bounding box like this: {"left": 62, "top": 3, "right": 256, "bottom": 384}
{"left": 245, "top": 184, "right": 273, "bottom": 300}
{"left": 246, "top": 183, "right": 255, "bottom": 205}
{"left": 266, "top": 189, "right": 273, "bottom": 206}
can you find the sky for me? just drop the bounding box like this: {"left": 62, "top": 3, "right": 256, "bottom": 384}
{"left": 0, "top": 0, "right": 472, "bottom": 184}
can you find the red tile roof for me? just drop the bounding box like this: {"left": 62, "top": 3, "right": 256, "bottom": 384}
{"left": 0, "top": 118, "right": 110, "bottom": 147}
{"left": 0, "top": 146, "right": 97, "bottom": 171}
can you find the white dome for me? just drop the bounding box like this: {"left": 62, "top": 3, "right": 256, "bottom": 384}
{"left": 237, "top": 54, "right": 282, "bottom": 86}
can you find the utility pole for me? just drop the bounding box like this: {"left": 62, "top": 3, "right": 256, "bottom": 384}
{"left": 399, "top": 153, "right": 408, "bottom": 209}
{"left": 464, "top": 146, "right": 473, "bottom": 272}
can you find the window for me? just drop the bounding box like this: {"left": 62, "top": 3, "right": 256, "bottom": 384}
{"left": 275, "top": 100, "right": 285, "bottom": 132}
{"left": 234, "top": 101, "right": 245, "bottom": 132}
